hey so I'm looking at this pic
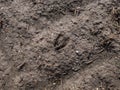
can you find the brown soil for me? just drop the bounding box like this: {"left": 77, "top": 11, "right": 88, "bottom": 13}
{"left": 0, "top": 0, "right": 120, "bottom": 90}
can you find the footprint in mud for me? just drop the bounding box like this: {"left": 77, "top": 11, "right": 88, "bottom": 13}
{"left": 54, "top": 32, "right": 69, "bottom": 51}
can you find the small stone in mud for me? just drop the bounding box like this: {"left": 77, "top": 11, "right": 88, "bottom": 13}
{"left": 75, "top": 50, "right": 79, "bottom": 54}
{"left": 71, "top": 19, "right": 78, "bottom": 24}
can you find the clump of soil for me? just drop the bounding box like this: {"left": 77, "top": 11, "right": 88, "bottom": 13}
{"left": 0, "top": 0, "right": 120, "bottom": 90}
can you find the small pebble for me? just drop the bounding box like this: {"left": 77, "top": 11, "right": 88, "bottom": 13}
{"left": 53, "top": 83, "right": 56, "bottom": 85}
{"left": 71, "top": 19, "right": 78, "bottom": 24}
{"left": 75, "top": 50, "right": 79, "bottom": 54}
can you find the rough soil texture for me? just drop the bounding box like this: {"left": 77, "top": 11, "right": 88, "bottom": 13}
{"left": 0, "top": 0, "right": 120, "bottom": 90}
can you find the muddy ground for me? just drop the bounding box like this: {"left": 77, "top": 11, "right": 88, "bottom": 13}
{"left": 0, "top": 0, "right": 120, "bottom": 90}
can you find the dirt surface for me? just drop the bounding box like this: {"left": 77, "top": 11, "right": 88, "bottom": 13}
{"left": 0, "top": 0, "right": 120, "bottom": 90}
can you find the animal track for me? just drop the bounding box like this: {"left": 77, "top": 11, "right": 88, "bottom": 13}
{"left": 54, "top": 32, "right": 69, "bottom": 50}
